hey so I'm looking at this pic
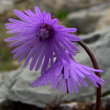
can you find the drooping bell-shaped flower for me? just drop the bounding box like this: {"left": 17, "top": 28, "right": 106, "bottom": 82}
{"left": 32, "top": 57, "right": 104, "bottom": 93}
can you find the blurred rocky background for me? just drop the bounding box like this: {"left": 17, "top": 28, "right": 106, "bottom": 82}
{"left": 0, "top": 0, "right": 110, "bottom": 110}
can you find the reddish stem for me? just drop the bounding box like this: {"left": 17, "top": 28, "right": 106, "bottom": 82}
{"left": 78, "top": 41, "right": 101, "bottom": 110}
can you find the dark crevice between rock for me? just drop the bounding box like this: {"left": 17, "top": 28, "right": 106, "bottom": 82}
{"left": 83, "top": 34, "right": 101, "bottom": 44}
{"left": 0, "top": 100, "right": 42, "bottom": 110}
{"left": 102, "top": 91, "right": 110, "bottom": 97}
{"left": 1, "top": 100, "right": 110, "bottom": 110}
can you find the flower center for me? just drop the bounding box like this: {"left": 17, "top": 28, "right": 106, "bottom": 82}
{"left": 38, "top": 24, "right": 54, "bottom": 40}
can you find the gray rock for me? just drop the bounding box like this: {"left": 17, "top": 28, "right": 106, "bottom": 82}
{"left": 0, "top": 67, "right": 23, "bottom": 103}
{"left": 0, "top": 27, "right": 110, "bottom": 107}
{"left": 0, "top": 0, "right": 109, "bottom": 16}
{"left": 76, "top": 27, "right": 110, "bottom": 95}
{"left": 67, "top": 2, "right": 110, "bottom": 34}
{"left": 60, "top": 102, "right": 78, "bottom": 110}
{"left": 0, "top": 0, "right": 18, "bottom": 14}
{"left": 30, "top": 0, "right": 110, "bottom": 13}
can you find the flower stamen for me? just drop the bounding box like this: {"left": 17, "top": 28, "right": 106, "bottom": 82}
{"left": 38, "top": 24, "right": 54, "bottom": 40}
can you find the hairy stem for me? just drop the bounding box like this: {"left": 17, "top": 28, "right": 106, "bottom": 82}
{"left": 78, "top": 41, "right": 101, "bottom": 110}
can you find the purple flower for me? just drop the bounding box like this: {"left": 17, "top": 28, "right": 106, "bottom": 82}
{"left": 32, "top": 57, "right": 104, "bottom": 93}
{"left": 4, "top": 6, "right": 80, "bottom": 73}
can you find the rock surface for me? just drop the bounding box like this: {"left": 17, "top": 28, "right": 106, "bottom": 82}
{"left": 0, "top": 0, "right": 18, "bottom": 14}
{"left": 67, "top": 1, "right": 110, "bottom": 34}
{"left": 0, "top": 0, "right": 109, "bottom": 15}
{"left": 32, "top": 0, "right": 110, "bottom": 13}
{"left": 76, "top": 27, "right": 110, "bottom": 94}
{"left": 0, "top": 27, "right": 110, "bottom": 108}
